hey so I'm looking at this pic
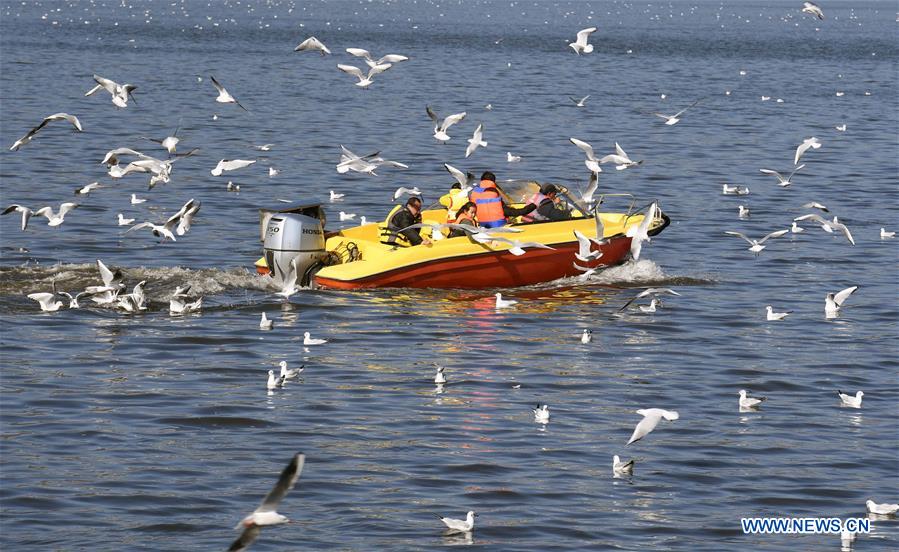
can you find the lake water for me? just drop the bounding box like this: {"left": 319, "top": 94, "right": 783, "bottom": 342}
{"left": 1, "top": 0, "right": 897, "bottom": 550}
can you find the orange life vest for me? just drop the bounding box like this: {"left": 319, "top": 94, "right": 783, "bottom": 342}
{"left": 469, "top": 179, "right": 505, "bottom": 228}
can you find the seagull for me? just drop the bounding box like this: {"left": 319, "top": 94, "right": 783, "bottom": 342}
{"left": 211, "top": 75, "right": 248, "bottom": 111}
{"left": 260, "top": 312, "right": 273, "bottom": 330}
{"left": 766, "top": 306, "right": 791, "bottom": 321}
{"left": 9, "top": 113, "right": 83, "bottom": 151}
{"left": 882, "top": 228, "right": 896, "bottom": 239}
{"left": 85, "top": 75, "right": 137, "bottom": 108}
{"left": 115, "top": 280, "right": 147, "bottom": 313}
{"left": 495, "top": 293, "right": 517, "bottom": 308}
{"left": 580, "top": 171, "right": 599, "bottom": 205}
{"left": 837, "top": 390, "right": 863, "bottom": 408}
{"left": 865, "top": 501, "right": 899, "bottom": 516}
{"left": 273, "top": 257, "right": 300, "bottom": 300}
{"left": 175, "top": 199, "right": 200, "bottom": 236}
{"left": 87, "top": 259, "right": 125, "bottom": 295}
{"left": 294, "top": 36, "right": 330, "bottom": 55}
{"left": 533, "top": 404, "right": 550, "bottom": 424}
{"left": 425, "top": 106, "right": 466, "bottom": 142}
{"left": 211, "top": 159, "right": 256, "bottom": 176}
{"left": 569, "top": 95, "right": 590, "bottom": 107}
{"left": 627, "top": 408, "right": 679, "bottom": 445}
{"left": 626, "top": 202, "right": 659, "bottom": 261}
{"left": 465, "top": 124, "right": 487, "bottom": 158}
{"left": 599, "top": 142, "right": 642, "bottom": 170}
{"left": 266, "top": 370, "right": 285, "bottom": 390}
{"left": 794, "top": 137, "right": 822, "bottom": 165}
{"left": 268, "top": 167, "right": 279, "bottom": 177}
{"left": 339, "top": 211, "right": 356, "bottom": 221}
{"left": 226, "top": 182, "right": 240, "bottom": 192}
{"left": 573, "top": 229, "right": 602, "bottom": 262}
{"left": 722, "top": 184, "right": 750, "bottom": 195}
{"left": 738, "top": 205, "right": 750, "bottom": 219}
{"left": 2, "top": 205, "right": 34, "bottom": 230}
{"left": 639, "top": 298, "right": 658, "bottom": 313}
{"left": 569, "top": 138, "right": 602, "bottom": 174}
{"left": 618, "top": 288, "right": 681, "bottom": 312}
{"left": 801, "top": 201, "right": 828, "bottom": 212}
{"left": 131, "top": 194, "right": 147, "bottom": 205}
{"left": 569, "top": 27, "right": 597, "bottom": 54}
{"left": 443, "top": 163, "right": 476, "bottom": 191}
{"left": 142, "top": 124, "right": 182, "bottom": 154}
{"left": 252, "top": 143, "right": 274, "bottom": 151}
{"left": 33, "top": 203, "right": 79, "bottom": 227}
{"left": 279, "top": 361, "right": 304, "bottom": 380}
{"left": 169, "top": 295, "right": 202, "bottom": 315}
{"left": 507, "top": 152, "right": 522, "bottom": 163}
{"left": 759, "top": 164, "right": 805, "bottom": 187}
{"left": 27, "top": 292, "right": 63, "bottom": 312}
{"left": 229, "top": 453, "right": 305, "bottom": 552}
{"left": 434, "top": 365, "right": 446, "bottom": 384}
{"left": 337, "top": 62, "right": 392, "bottom": 88}
{"left": 480, "top": 236, "right": 555, "bottom": 256}
{"left": 303, "top": 332, "right": 327, "bottom": 345}
{"left": 825, "top": 285, "right": 858, "bottom": 318}
{"left": 127, "top": 198, "right": 198, "bottom": 242}
{"left": 761, "top": 96, "right": 771, "bottom": 102}
{"left": 74, "top": 181, "right": 103, "bottom": 196}
{"left": 612, "top": 455, "right": 635, "bottom": 476}
{"left": 436, "top": 511, "right": 476, "bottom": 534}
{"left": 393, "top": 187, "right": 421, "bottom": 201}
{"left": 346, "top": 48, "right": 409, "bottom": 68}
{"left": 739, "top": 389, "right": 767, "bottom": 409}
{"left": 835, "top": 124, "right": 846, "bottom": 132}
{"left": 653, "top": 99, "right": 700, "bottom": 125}
{"left": 793, "top": 214, "right": 854, "bottom": 245}
{"left": 581, "top": 329, "right": 592, "bottom": 344}
{"left": 56, "top": 289, "right": 88, "bottom": 309}
{"left": 329, "top": 190, "right": 345, "bottom": 201}
{"left": 790, "top": 222, "right": 804, "bottom": 234}
{"left": 802, "top": 1, "right": 824, "bottom": 20}
{"left": 724, "top": 229, "right": 789, "bottom": 255}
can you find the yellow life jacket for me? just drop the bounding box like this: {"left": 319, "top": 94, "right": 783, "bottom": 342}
{"left": 439, "top": 189, "right": 469, "bottom": 221}
{"left": 379, "top": 204, "right": 412, "bottom": 247}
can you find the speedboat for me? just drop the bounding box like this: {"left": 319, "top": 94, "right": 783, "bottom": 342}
{"left": 255, "top": 180, "right": 669, "bottom": 290}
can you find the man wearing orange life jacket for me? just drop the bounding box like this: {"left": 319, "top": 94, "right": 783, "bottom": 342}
{"left": 469, "top": 171, "right": 536, "bottom": 228}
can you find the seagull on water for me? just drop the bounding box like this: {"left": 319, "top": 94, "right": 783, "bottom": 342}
{"left": 426, "top": 106, "right": 466, "bottom": 143}
{"left": 507, "top": 152, "right": 521, "bottom": 163}
{"left": 337, "top": 62, "right": 392, "bottom": 88}
{"left": 294, "top": 36, "right": 330, "bottom": 55}
{"left": 436, "top": 511, "right": 476, "bottom": 534}
{"left": 802, "top": 1, "right": 824, "bottom": 20}
{"left": 9, "top": 113, "right": 83, "bottom": 151}
{"left": 835, "top": 124, "right": 846, "bottom": 132}
{"left": 303, "top": 332, "right": 327, "bottom": 345}
{"left": 169, "top": 294, "right": 202, "bottom": 315}
{"left": 599, "top": 142, "right": 642, "bottom": 170}
{"left": 495, "top": 293, "right": 517, "bottom": 309}
{"left": 569, "top": 138, "right": 603, "bottom": 174}
{"left": 85, "top": 75, "right": 137, "bottom": 108}
{"left": 581, "top": 329, "right": 592, "bottom": 344}
{"left": 794, "top": 137, "right": 822, "bottom": 165}
{"left": 724, "top": 229, "right": 789, "bottom": 255}
{"left": 766, "top": 306, "right": 791, "bottom": 321}
{"left": 260, "top": 312, "right": 273, "bottom": 330}
{"left": 267, "top": 370, "right": 285, "bottom": 390}
{"left": 339, "top": 211, "right": 356, "bottom": 221}
{"left": 837, "top": 390, "right": 863, "bottom": 408}
{"left": 653, "top": 99, "right": 700, "bottom": 126}
{"left": 433, "top": 365, "right": 447, "bottom": 385}
{"left": 612, "top": 455, "right": 635, "bottom": 476}
{"left": 229, "top": 453, "right": 305, "bottom": 552}
{"left": 639, "top": 298, "right": 658, "bottom": 313}
{"left": 865, "top": 500, "right": 898, "bottom": 516}
{"left": 569, "top": 27, "right": 597, "bottom": 54}
{"left": 27, "top": 292, "right": 63, "bottom": 312}
{"left": 881, "top": 227, "right": 895, "bottom": 239}
{"left": 618, "top": 288, "right": 681, "bottom": 312}
{"left": 759, "top": 164, "right": 805, "bottom": 187}
{"left": 790, "top": 221, "right": 804, "bottom": 234}
{"left": 627, "top": 408, "right": 679, "bottom": 445}
{"left": 825, "top": 286, "right": 858, "bottom": 318}
{"left": 738, "top": 205, "right": 750, "bottom": 219}
{"left": 722, "top": 184, "right": 750, "bottom": 195}
{"left": 329, "top": 190, "right": 345, "bottom": 201}
{"left": 569, "top": 95, "right": 590, "bottom": 107}
{"left": 279, "top": 361, "right": 303, "bottom": 380}
{"left": 465, "top": 124, "right": 487, "bottom": 158}
{"left": 533, "top": 404, "right": 550, "bottom": 424}
{"left": 212, "top": 159, "right": 256, "bottom": 176}
{"left": 211, "top": 75, "right": 248, "bottom": 111}
{"left": 739, "top": 389, "right": 766, "bottom": 409}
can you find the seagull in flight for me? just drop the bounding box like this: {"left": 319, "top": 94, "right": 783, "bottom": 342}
{"left": 626, "top": 202, "right": 659, "bottom": 261}
{"left": 569, "top": 95, "right": 590, "bottom": 107}
{"left": 569, "top": 138, "right": 602, "bottom": 174}
{"left": 825, "top": 285, "right": 858, "bottom": 318}
{"left": 465, "top": 124, "right": 487, "bottom": 158}
{"left": 229, "top": 453, "right": 305, "bottom": 552}
{"left": 294, "top": 36, "right": 331, "bottom": 55}
{"left": 599, "top": 142, "right": 643, "bottom": 170}
{"left": 573, "top": 229, "right": 603, "bottom": 262}
{"left": 426, "top": 106, "right": 467, "bottom": 143}
{"left": 126, "top": 198, "right": 199, "bottom": 242}
{"left": 85, "top": 74, "right": 137, "bottom": 108}
{"left": 74, "top": 181, "right": 103, "bottom": 196}
{"left": 802, "top": 1, "right": 824, "bottom": 20}
{"left": 9, "top": 113, "right": 83, "bottom": 151}
{"left": 759, "top": 164, "right": 805, "bottom": 187}
{"left": 210, "top": 75, "right": 248, "bottom": 111}
{"left": 2, "top": 205, "right": 35, "bottom": 231}
{"left": 346, "top": 48, "right": 409, "bottom": 68}
{"left": 393, "top": 187, "right": 421, "bottom": 201}
{"left": 618, "top": 288, "right": 681, "bottom": 312}
{"left": 28, "top": 202, "right": 79, "bottom": 227}
{"left": 794, "top": 137, "right": 821, "bottom": 165}
{"left": 27, "top": 292, "right": 64, "bottom": 312}
{"left": 724, "top": 229, "right": 789, "bottom": 255}
{"left": 569, "top": 27, "right": 597, "bottom": 54}
{"left": 211, "top": 159, "right": 256, "bottom": 176}
{"left": 337, "top": 62, "right": 392, "bottom": 88}
{"left": 627, "top": 408, "right": 679, "bottom": 445}
{"left": 443, "top": 163, "right": 476, "bottom": 191}
{"left": 143, "top": 124, "right": 182, "bottom": 154}
{"left": 653, "top": 99, "right": 700, "bottom": 125}
{"left": 800, "top": 201, "right": 828, "bottom": 212}
{"left": 793, "top": 214, "right": 854, "bottom": 245}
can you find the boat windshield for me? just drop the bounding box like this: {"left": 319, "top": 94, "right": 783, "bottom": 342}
{"left": 497, "top": 179, "right": 592, "bottom": 218}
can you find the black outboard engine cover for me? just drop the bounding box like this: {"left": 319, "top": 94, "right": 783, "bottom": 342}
{"left": 263, "top": 213, "right": 326, "bottom": 285}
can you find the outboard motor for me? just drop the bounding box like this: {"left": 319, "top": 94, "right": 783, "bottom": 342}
{"left": 263, "top": 213, "right": 326, "bottom": 286}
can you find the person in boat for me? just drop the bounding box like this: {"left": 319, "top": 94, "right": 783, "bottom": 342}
{"left": 521, "top": 184, "right": 574, "bottom": 223}
{"left": 438, "top": 183, "right": 470, "bottom": 222}
{"left": 447, "top": 201, "right": 478, "bottom": 238}
{"left": 469, "top": 171, "right": 536, "bottom": 228}
{"left": 379, "top": 196, "right": 432, "bottom": 247}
